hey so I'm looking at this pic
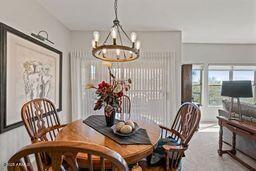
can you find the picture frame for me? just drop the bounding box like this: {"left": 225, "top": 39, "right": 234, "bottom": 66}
{"left": 0, "top": 23, "right": 62, "bottom": 133}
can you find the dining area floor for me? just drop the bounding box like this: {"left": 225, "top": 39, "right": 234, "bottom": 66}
{"left": 183, "top": 122, "right": 256, "bottom": 171}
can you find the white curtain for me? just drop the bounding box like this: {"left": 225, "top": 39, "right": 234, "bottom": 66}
{"left": 70, "top": 51, "right": 178, "bottom": 126}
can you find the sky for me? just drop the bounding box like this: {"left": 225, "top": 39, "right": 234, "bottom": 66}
{"left": 192, "top": 70, "right": 254, "bottom": 83}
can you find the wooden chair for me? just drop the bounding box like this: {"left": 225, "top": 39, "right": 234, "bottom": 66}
{"left": 120, "top": 95, "right": 131, "bottom": 120}
{"left": 160, "top": 102, "right": 201, "bottom": 170}
{"left": 21, "top": 98, "right": 66, "bottom": 143}
{"left": 143, "top": 102, "right": 201, "bottom": 171}
{"left": 8, "top": 141, "right": 129, "bottom": 171}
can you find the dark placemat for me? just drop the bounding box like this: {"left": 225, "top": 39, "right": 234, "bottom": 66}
{"left": 83, "top": 115, "right": 152, "bottom": 145}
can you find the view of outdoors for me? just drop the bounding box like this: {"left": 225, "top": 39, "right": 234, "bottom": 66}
{"left": 192, "top": 65, "right": 256, "bottom": 107}
{"left": 208, "top": 65, "right": 256, "bottom": 106}
{"left": 208, "top": 70, "right": 229, "bottom": 106}
{"left": 233, "top": 70, "right": 255, "bottom": 104}
{"left": 192, "top": 69, "right": 202, "bottom": 104}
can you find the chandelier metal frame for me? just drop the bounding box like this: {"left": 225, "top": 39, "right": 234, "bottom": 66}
{"left": 92, "top": 0, "right": 140, "bottom": 62}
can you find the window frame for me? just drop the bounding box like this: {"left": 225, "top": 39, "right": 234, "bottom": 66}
{"left": 192, "top": 66, "right": 203, "bottom": 105}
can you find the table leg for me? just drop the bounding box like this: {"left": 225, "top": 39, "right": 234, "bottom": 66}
{"left": 232, "top": 132, "right": 236, "bottom": 155}
{"left": 218, "top": 123, "right": 223, "bottom": 156}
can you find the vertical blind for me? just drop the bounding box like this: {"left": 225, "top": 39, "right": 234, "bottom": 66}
{"left": 71, "top": 51, "right": 177, "bottom": 126}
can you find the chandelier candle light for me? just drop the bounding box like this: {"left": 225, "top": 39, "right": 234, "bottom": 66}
{"left": 92, "top": 0, "right": 141, "bottom": 62}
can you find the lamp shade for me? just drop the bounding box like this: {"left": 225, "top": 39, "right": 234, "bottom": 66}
{"left": 221, "top": 80, "right": 253, "bottom": 98}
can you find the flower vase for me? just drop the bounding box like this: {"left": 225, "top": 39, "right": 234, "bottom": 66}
{"left": 105, "top": 109, "right": 116, "bottom": 127}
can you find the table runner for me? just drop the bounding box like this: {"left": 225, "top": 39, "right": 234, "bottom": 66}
{"left": 83, "top": 115, "right": 152, "bottom": 145}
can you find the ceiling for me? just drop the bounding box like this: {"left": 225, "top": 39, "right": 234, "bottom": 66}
{"left": 35, "top": 0, "right": 256, "bottom": 43}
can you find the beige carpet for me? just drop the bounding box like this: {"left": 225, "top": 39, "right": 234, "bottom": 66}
{"left": 182, "top": 122, "right": 256, "bottom": 171}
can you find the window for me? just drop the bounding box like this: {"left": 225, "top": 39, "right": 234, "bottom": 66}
{"left": 233, "top": 66, "right": 256, "bottom": 104}
{"left": 208, "top": 65, "right": 256, "bottom": 106}
{"left": 208, "top": 68, "right": 230, "bottom": 106}
{"left": 192, "top": 65, "right": 203, "bottom": 105}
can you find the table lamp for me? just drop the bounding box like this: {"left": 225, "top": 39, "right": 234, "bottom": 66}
{"left": 221, "top": 80, "right": 253, "bottom": 120}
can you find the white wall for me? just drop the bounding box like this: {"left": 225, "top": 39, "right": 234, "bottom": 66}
{"left": 0, "top": 0, "right": 71, "bottom": 170}
{"left": 183, "top": 43, "right": 256, "bottom": 121}
{"left": 71, "top": 30, "right": 182, "bottom": 121}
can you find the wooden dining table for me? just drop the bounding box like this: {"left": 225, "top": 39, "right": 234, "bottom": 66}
{"left": 56, "top": 115, "right": 161, "bottom": 166}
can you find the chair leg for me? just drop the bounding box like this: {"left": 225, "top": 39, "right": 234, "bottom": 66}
{"left": 166, "top": 152, "right": 170, "bottom": 171}
{"left": 146, "top": 154, "right": 152, "bottom": 165}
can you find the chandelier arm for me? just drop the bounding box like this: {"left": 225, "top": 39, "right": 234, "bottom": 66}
{"left": 119, "top": 25, "right": 132, "bottom": 42}
{"left": 103, "top": 30, "right": 112, "bottom": 45}
{"left": 116, "top": 25, "right": 127, "bottom": 58}
{"left": 98, "top": 30, "right": 112, "bottom": 56}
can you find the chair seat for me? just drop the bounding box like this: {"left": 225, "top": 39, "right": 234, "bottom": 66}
{"left": 149, "top": 137, "right": 180, "bottom": 165}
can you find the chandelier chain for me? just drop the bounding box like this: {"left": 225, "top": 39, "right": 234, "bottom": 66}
{"left": 114, "top": 0, "right": 118, "bottom": 20}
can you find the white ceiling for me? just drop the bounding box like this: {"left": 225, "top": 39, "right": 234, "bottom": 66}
{"left": 35, "top": 0, "right": 256, "bottom": 43}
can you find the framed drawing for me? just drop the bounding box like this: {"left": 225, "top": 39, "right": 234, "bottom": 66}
{"left": 0, "top": 23, "right": 62, "bottom": 133}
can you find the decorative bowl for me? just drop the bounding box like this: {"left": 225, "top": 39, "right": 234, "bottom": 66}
{"left": 111, "top": 122, "right": 140, "bottom": 137}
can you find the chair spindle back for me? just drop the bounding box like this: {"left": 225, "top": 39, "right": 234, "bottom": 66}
{"left": 21, "top": 98, "right": 62, "bottom": 143}
{"left": 8, "top": 141, "right": 129, "bottom": 171}
{"left": 170, "top": 102, "right": 201, "bottom": 146}
{"left": 120, "top": 95, "right": 131, "bottom": 120}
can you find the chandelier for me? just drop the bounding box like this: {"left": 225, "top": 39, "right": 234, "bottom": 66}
{"left": 91, "top": 0, "right": 141, "bottom": 62}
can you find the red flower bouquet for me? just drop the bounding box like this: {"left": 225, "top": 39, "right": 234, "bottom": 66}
{"left": 86, "top": 70, "right": 132, "bottom": 126}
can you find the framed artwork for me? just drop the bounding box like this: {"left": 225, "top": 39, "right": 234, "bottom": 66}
{"left": 0, "top": 23, "right": 62, "bottom": 133}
